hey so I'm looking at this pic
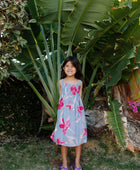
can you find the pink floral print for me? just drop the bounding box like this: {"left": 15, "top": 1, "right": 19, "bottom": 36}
{"left": 82, "top": 128, "right": 87, "bottom": 137}
{"left": 50, "top": 131, "right": 55, "bottom": 141}
{"left": 77, "top": 85, "right": 80, "bottom": 94}
{"left": 77, "top": 101, "right": 83, "bottom": 115}
{"left": 59, "top": 118, "right": 71, "bottom": 135}
{"left": 58, "top": 98, "right": 64, "bottom": 110}
{"left": 57, "top": 138, "right": 65, "bottom": 145}
{"left": 50, "top": 80, "right": 87, "bottom": 147}
{"left": 65, "top": 100, "right": 71, "bottom": 111}
{"left": 70, "top": 85, "right": 77, "bottom": 95}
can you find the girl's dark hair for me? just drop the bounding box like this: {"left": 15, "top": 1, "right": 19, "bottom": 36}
{"left": 61, "top": 56, "right": 84, "bottom": 83}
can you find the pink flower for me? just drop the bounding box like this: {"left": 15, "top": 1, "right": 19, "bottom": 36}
{"left": 58, "top": 98, "right": 64, "bottom": 110}
{"left": 82, "top": 128, "right": 87, "bottom": 137}
{"left": 70, "top": 85, "right": 77, "bottom": 95}
{"left": 50, "top": 131, "right": 55, "bottom": 141}
{"left": 128, "top": 101, "right": 140, "bottom": 113}
{"left": 77, "top": 85, "right": 80, "bottom": 94}
{"left": 77, "top": 101, "right": 83, "bottom": 115}
{"left": 57, "top": 138, "right": 65, "bottom": 145}
{"left": 65, "top": 100, "right": 71, "bottom": 111}
{"left": 59, "top": 118, "right": 71, "bottom": 135}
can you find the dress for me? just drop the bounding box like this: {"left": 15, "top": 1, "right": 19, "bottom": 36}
{"left": 50, "top": 79, "right": 87, "bottom": 147}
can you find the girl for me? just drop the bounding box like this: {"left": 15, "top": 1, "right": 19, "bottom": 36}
{"left": 50, "top": 56, "right": 87, "bottom": 170}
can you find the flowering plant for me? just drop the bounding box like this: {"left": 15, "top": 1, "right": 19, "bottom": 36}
{"left": 127, "top": 101, "right": 140, "bottom": 113}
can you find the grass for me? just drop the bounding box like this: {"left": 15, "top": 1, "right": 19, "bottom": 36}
{"left": 1, "top": 131, "right": 140, "bottom": 170}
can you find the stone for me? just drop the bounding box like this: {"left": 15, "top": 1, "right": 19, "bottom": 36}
{"left": 85, "top": 109, "right": 107, "bottom": 137}
{"left": 127, "top": 118, "right": 140, "bottom": 150}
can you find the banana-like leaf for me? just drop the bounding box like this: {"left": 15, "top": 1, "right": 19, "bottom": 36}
{"left": 61, "top": 0, "right": 113, "bottom": 46}
{"left": 79, "top": 1, "right": 140, "bottom": 56}
{"left": 105, "top": 98, "right": 126, "bottom": 149}
{"left": 10, "top": 62, "right": 33, "bottom": 81}
{"left": 107, "top": 47, "right": 136, "bottom": 87}
{"left": 36, "top": 0, "right": 75, "bottom": 24}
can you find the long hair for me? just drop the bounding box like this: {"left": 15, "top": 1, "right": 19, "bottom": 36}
{"left": 61, "top": 56, "right": 84, "bottom": 84}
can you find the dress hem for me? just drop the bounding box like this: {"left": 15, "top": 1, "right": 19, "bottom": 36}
{"left": 51, "top": 138, "right": 87, "bottom": 147}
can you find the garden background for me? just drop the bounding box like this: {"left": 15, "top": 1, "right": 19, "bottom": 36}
{"left": 0, "top": 0, "right": 140, "bottom": 169}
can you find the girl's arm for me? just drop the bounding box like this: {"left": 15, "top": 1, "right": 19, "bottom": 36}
{"left": 58, "top": 80, "right": 62, "bottom": 96}
{"left": 80, "top": 81, "right": 83, "bottom": 99}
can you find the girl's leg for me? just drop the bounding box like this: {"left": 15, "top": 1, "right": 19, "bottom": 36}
{"left": 61, "top": 145, "right": 68, "bottom": 168}
{"left": 75, "top": 144, "right": 82, "bottom": 169}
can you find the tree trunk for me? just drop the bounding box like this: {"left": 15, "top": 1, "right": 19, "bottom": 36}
{"left": 85, "top": 97, "right": 108, "bottom": 137}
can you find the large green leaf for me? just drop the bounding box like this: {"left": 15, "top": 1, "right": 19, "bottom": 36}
{"left": 78, "top": 1, "right": 140, "bottom": 87}
{"left": 78, "top": 0, "right": 140, "bottom": 55}
{"left": 61, "top": 0, "right": 113, "bottom": 46}
{"left": 107, "top": 47, "right": 136, "bottom": 87}
{"left": 36, "top": 0, "right": 75, "bottom": 24}
{"left": 106, "top": 98, "right": 126, "bottom": 149}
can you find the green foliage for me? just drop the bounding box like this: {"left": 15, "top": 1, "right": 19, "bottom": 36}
{"left": 0, "top": 0, "right": 29, "bottom": 83}
{"left": 106, "top": 98, "right": 126, "bottom": 149}
{"left": 0, "top": 78, "right": 41, "bottom": 136}
{"left": 36, "top": 0, "right": 75, "bottom": 24}
{"left": 61, "top": 0, "right": 113, "bottom": 47}
{"left": 9, "top": 0, "right": 140, "bottom": 148}
{"left": 76, "top": 0, "right": 140, "bottom": 88}
{"left": 113, "top": 0, "right": 119, "bottom": 7}
{"left": 107, "top": 47, "right": 137, "bottom": 87}
{"left": 119, "top": 0, "right": 132, "bottom": 8}
{"left": 11, "top": 0, "right": 64, "bottom": 122}
{"left": 41, "top": 124, "right": 55, "bottom": 131}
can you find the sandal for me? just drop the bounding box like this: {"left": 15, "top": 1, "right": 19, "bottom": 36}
{"left": 74, "top": 163, "right": 82, "bottom": 170}
{"left": 59, "top": 164, "right": 69, "bottom": 170}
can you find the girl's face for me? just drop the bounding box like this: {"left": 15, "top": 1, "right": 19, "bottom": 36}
{"left": 63, "top": 61, "right": 76, "bottom": 77}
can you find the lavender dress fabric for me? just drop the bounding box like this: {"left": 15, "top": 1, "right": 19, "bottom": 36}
{"left": 50, "top": 79, "right": 87, "bottom": 147}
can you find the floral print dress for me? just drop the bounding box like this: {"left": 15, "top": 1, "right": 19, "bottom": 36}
{"left": 50, "top": 79, "right": 87, "bottom": 147}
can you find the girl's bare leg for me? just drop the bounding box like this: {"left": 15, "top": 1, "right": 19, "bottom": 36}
{"left": 75, "top": 144, "right": 82, "bottom": 169}
{"left": 61, "top": 145, "right": 68, "bottom": 168}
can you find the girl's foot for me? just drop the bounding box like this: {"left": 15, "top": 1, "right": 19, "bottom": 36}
{"left": 59, "top": 164, "right": 68, "bottom": 170}
{"left": 74, "top": 163, "right": 82, "bottom": 170}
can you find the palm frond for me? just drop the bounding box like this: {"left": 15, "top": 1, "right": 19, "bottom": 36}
{"left": 105, "top": 97, "right": 127, "bottom": 149}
